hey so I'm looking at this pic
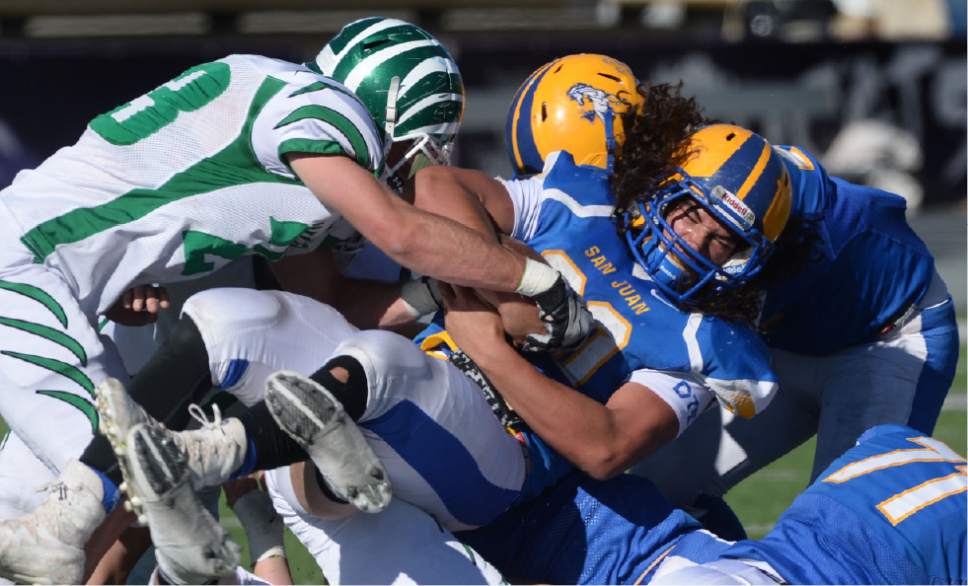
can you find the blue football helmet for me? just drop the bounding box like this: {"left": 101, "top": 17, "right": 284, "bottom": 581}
{"left": 624, "top": 124, "right": 793, "bottom": 305}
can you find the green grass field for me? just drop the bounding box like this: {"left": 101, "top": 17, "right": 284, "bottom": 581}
{"left": 3, "top": 346, "right": 965, "bottom": 583}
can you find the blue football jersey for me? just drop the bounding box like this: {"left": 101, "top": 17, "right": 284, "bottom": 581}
{"left": 420, "top": 151, "right": 778, "bottom": 497}
{"left": 722, "top": 424, "right": 967, "bottom": 584}
{"left": 459, "top": 471, "right": 730, "bottom": 585}
{"left": 761, "top": 146, "right": 937, "bottom": 355}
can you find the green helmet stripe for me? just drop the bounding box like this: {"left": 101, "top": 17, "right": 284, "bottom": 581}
{"left": 395, "top": 100, "right": 464, "bottom": 137}
{"left": 351, "top": 45, "right": 459, "bottom": 131}
{"left": 315, "top": 17, "right": 464, "bottom": 148}
{"left": 396, "top": 70, "right": 464, "bottom": 114}
{"left": 341, "top": 40, "right": 442, "bottom": 92}
{"left": 327, "top": 23, "right": 425, "bottom": 81}
{"left": 324, "top": 16, "right": 384, "bottom": 56}
{"left": 275, "top": 105, "right": 372, "bottom": 169}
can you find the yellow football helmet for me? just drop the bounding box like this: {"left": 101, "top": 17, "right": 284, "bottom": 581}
{"left": 505, "top": 54, "right": 644, "bottom": 177}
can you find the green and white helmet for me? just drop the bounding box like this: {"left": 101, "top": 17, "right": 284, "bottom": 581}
{"left": 312, "top": 17, "right": 465, "bottom": 186}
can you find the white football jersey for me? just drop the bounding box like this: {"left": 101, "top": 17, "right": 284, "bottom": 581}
{"left": 0, "top": 54, "right": 384, "bottom": 316}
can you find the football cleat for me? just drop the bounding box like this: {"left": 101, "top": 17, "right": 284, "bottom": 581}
{"left": 122, "top": 423, "right": 240, "bottom": 584}
{"left": 95, "top": 377, "right": 153, "bottom": 521}
{"left": 264, "top": 370, "right": 391, "bottom": 513}
{"left": 0, "top": 460, "right": 105, "bottom": 584}
{"left": 97, "top": 378, "right": 247, "bottom": 521}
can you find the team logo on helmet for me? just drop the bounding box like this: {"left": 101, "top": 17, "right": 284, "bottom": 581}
{"left": 710, "top": 185, "right": 756, "bottom": 230}
{"left": 567, "top": 83, "right": 632, "bottom": 124}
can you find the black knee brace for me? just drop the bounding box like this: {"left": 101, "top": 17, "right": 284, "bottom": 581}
{"left": 309, "top": 354, "right": 368, "bottom": 422}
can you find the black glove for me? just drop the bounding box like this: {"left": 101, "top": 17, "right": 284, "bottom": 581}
{"left": 521, "top": 275, "right": 595, "bottom": 353}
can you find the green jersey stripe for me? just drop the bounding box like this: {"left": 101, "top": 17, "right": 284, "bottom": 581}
{"left": 1, "top": 350, "right": 94, "bottom": 396}
{"left": 275, "top": 106, "right": 372, "bottom": 170}
{"left": 0, "top": 280, "right": 68, "bottom": 328}
{"left": 288, "top": 80, "right": 357, "bottom": 102}
{"left": 0, "top": 317, "right": 87, "bottom": 365}
{"left": 278, "top": 139, "right": 348, "bottom": 172}
{"left": 20, "top": 76, "right": 296, "bottom": 263}
{"left": 36, "top": 390, "right": 98, "bottom": 433}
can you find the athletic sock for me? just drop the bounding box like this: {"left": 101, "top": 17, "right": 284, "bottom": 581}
{"left": 92, "top": 467, "right": 122, "bottom": 513}
{"left": 80, "top": 315, "right": 214, "bottom": 483}
{"left": 234, "top": 402, "right": 308, "bottom": 474}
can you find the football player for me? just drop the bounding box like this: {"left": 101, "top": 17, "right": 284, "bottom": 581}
{"left": 0, "top": 18, "right": 594, "bottom": 584}
{"left": 504, "top": 54, "right": 960, "bottom": 536}
{"left": 459, "top": 424, "right": 966, "bottom": 585}
{"left": 109, "top": 81, "right": 797, "bottom": 582}
{"left": 628, "top": 94, "right": 959, "bottom": 530}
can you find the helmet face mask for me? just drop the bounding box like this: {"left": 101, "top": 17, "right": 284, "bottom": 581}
{"left": 314, "top": 17, "right": 464, "bottom": 190}
{"left": 625, "top": 178, "right": 770, "bottom": 304}
{"left": 382, "top": 132, "right": 454, "bottom": 192}
{"left": 623, "top": 124, "right": 793, "bottom": 306}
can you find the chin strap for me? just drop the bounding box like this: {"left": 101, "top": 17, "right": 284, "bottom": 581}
{"left": 383, "top": 75, "right": 401, "bottom": 155}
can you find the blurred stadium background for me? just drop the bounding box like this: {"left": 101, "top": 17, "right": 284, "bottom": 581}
{"left": 0, "top": 0, "right": 964, "bottom": 582}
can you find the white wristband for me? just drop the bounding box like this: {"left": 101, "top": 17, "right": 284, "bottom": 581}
{"left": 401, "top": 278, "right": 441, "bottom": 317}
{"left": 255, "top": 545, "right": 287, "bottom": 563}
{"left": 514, "top": 257, "right": 559, "bottom": 297}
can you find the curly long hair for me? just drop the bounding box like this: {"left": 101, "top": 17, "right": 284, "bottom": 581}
{"left": 611, "top": 82, "right": 706, "bottom": 214}
{"left": 610, "top": 85, "right": 815, "bottom": 328}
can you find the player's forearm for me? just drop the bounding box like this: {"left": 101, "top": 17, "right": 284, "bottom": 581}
{"left": 376, "top": 201, "right": 528, "bottom": 293}
{"left": 413, "top": 166, "right": 503, "bottom": 239}
{"left": 472, "top": 345, "right": 632, "bottom": 480}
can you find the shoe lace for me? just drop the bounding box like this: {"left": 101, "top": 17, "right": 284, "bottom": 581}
{"left": 187, "top": 403, "right": 223, "bottom": 432}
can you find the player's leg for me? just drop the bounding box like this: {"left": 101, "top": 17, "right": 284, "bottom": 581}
{"left": 902, "top": 294, "right": 959, "bottom": 434}
{"left": 810, "top": 293, "right": 960, "bottom": 479}
{"left": 87, "top": 287, "right": 361, "bottom": 499}
{"left": 123, "top": 423, "right": 240, "bottom": 585}
{"left": 263, "top": 466, "right": 506, "bottom": 585}
{"left": 268, "top": 329, "right": 528, "bottom": 530}
{"left": 0, "top": 265, "right": 129, "bottom": 584}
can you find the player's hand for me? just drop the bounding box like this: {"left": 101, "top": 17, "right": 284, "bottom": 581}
{"left": 104, "top": 285, "right": 171, "bottom": 326}
{"left": 440, "top": 284, "right": 508, "bottom": 357}
{"left": 523, "top": 275, "right": 595, "bottom": 353}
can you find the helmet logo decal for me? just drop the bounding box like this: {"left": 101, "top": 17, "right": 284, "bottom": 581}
{"left": 711, "top": 185, "right": 755, "bottom": 229}
{"left": 567, "top": 83, "right": 629, "bottom": 123}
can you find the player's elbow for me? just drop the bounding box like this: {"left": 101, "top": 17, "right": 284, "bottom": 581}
{"left": 363, "top": 205, "right": 420, "bottom": 260}
{"left": 579, "top": 440, "right": 636, "bottom": 481}
{"left": 413, "top": 165, "right": 464, "bottom": 212}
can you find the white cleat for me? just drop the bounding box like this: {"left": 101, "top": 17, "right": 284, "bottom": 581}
{"left": 122, "top": 422, "right": 240, "bottom": 584}
{"left": 0, "top": 460, "right": 105, "bottom": 584}
{"left": 96, "top": 378, "right": 247, "bottom": 521}
{"left": 95, "top": 377, "right": 153, "bottom": 522}
{"left": 265, "top": 370, "right": 391, "bottom": 513}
